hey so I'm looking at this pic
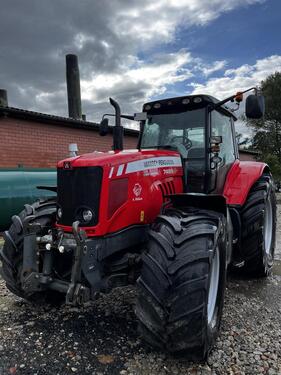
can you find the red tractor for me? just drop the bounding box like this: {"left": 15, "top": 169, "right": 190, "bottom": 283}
{"left": 0, "top": 88, "right": 276, "bottom": 360}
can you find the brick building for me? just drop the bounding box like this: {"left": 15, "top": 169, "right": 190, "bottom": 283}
{"left": 0, "top": 106, "right": 138, "bottom": 168}
{"left": 0, "top": 104, "right": 259, "bottom": 169}
{"left": 239, "top": 149, "right": 259, "bottom": 162}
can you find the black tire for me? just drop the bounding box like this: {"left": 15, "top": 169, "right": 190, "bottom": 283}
{"left": 240, "top": 173, "right": 277, "bottom": 277}
{"left": 136, "top": 207, "right": 227, "bottom": 360}
{"left": 0, "top": 198, "right": 63, "bottom": 304}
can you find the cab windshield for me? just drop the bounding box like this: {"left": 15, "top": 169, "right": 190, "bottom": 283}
{"left": 140, "top": 108, "right": 205, "bottom": 158}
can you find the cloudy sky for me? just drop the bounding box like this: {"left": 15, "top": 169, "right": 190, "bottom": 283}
{"left": 0, "top": 0, "right": 281, "bottom": 134}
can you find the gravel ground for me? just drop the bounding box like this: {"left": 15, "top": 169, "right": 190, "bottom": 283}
{"left": 0, "top": 205, "right": 280, "bottom": 375}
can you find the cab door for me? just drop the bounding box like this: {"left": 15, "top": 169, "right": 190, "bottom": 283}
{"left": 210, "top": 110, "right": 238, "bottom": 193}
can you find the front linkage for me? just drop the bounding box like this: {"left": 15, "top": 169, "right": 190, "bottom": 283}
{"left": 18, "top": 213, "right": 145, "bottom": 305}
{"left": 20, "top": 217, "right": 90, "bottom": 305}
{"left": 66, "top": 221, "right": 90, "bottom": 305}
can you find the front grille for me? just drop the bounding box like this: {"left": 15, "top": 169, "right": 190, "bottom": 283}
{"left": 57, "top": 166, "right": 103, "bottom": 227}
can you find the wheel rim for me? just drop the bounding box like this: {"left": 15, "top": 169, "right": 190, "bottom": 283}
{"left": 207, "top": 246, "right": 220, "bottom": 328}
{"left": 264, "top": 194, "right": 273, "bottom": 255}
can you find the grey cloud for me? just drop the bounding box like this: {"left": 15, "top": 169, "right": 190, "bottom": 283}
{"left": 0, "top": 0, "right": 264, "bottom": 122}
{"left": 0, "top": 0, "right": 144, "bottom": 118}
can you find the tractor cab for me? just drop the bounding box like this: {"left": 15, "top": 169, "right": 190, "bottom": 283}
{"left": 139, "top": 95, "right": 238, "bottom": 194}
{"left": 100, "top": 89, "right": 264, "bottom": 196}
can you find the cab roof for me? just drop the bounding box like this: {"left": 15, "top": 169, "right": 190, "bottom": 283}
{"left": 143, "top": 94, "right": 237, "bottom": 120}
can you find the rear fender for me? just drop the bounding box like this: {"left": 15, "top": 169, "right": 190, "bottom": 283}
{"left": 223, "top": 160, "right": 269, "bottom": 207}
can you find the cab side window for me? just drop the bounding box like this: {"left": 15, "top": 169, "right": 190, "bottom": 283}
{"left": 211, "top": 111, "right": 236, "bottom": 164}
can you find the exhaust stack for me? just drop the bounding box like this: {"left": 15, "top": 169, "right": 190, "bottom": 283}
{"left": 109, "top": 97, "right": 124, "bottom": 151}
{"left": 66, "top": 54, "right": 82, "bottom": 120}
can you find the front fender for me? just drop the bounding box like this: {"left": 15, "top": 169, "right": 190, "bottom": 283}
{"left": 168, "top": 193, "right": 233, "bottom": 265}
{"left": 223, "top": 160, "right": 269, "bottom": 207}
{"left": 169, "top": 193, "right": 227, "bottom": 215}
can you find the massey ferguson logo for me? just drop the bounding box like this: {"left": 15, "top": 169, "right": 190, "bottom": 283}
{"left": 133, "top": 183, "right": 142, "bottom": 197}
{"left": 63, "top": 161, "right": 72, "bottom": 169}
{"left": 143, "top": 159, "right": 175, "bottom": 168}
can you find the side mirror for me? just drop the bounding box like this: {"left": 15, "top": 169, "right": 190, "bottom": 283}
{"left": 99, "top": 118, "right": 109, "bottom": 136}
{"left": 246, "top": 94, "right": 265, "bottom": 119}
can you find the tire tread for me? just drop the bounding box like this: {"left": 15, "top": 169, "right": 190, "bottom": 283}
{"left": 136, "top": 208, "right": 226, "bottom": 360}
{"left": 240, "top": 173, "right": 277, "bottom": 276}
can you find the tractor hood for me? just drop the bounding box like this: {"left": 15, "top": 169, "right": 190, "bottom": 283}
{"left": 57, "top": 149, "right": 183, "bottom": 170}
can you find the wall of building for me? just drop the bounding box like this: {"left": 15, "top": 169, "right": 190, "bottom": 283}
{"left": 0, "top": 118, "right": 138, "bottom": 168}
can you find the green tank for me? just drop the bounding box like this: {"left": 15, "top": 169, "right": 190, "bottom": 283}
{"left": 0, "top": 168, "right": 57, "bottom": 231}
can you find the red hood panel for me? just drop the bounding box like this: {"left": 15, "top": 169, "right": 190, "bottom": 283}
{"left": 57, "top": 149, "right": 181, "bottom": 168}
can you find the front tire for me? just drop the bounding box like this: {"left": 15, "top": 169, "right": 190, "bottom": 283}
{"left": 136, "top": 208, "right": 227, "bottom": 360}
{"left": 0, "top": 199, "right": 62, "bottom": 304}
{"left": 240, "top": 173, "right": 277, "bottom": 277}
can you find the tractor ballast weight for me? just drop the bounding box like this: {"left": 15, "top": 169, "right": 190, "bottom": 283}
{"left": 0, "top": 88, "right": 277, "bottom": 360}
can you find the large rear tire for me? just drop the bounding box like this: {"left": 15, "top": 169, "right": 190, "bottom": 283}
{"left": 0, "top": 199, "right": 62, "bottom": 304}
{"left": 135, "top": 208, "right": 227, "bottom": 360}
{"left": 240, "top": 173, "right": 277, "bottom": 277}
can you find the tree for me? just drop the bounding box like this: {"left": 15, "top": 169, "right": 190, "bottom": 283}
{"left": 247, "top": 72, "right": 281, "bottom": 181}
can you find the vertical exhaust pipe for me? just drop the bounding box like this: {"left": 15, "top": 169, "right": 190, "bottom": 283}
{"left": 109, "top": 97, "right": 123, "bottom": 151}
{"left": 66, "top": 54, "right": 82, "bottom": 119}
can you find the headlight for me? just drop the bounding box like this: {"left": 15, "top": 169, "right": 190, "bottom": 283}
{"left": 57, "top": 208, "right": 62, "bottom": 219}
{"left": 82, "top": 209, "right": 93, "bottom": 223}
{"left": 193, "top": 96, "right": 202, "bottom": 103}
